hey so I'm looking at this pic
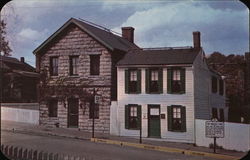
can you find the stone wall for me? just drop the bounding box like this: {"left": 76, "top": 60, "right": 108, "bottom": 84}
{"left": 38, "top": 23, "right": 112, "bottom": 133}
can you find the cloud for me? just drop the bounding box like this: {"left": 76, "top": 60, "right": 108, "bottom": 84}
{"left": 18, "top": 28, "right": 44, "bottom": 40}
{"left": 112, "top": 1, "right": 249, "bottom": 54}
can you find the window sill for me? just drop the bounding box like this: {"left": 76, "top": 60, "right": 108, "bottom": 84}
{"left": 126, "top": 128, "right": 140, "bottom": 130}
{"left": 169, "top": 130, "right": 186, "bottom": 132}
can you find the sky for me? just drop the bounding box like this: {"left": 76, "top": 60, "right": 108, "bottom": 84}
{"left": 1, "top": 0, "right": 249, "bottom": 66}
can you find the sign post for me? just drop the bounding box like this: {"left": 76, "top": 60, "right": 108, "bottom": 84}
{"left": 205, "top": 118, "right": 224, "bottom": 153}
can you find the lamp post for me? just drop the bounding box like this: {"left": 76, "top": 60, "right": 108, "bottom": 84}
{"left": 92, "top": 88, "right": 95, "bottom": 138}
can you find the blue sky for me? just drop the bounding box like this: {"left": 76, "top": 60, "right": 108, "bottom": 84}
{"left": 1, "top": 0, "right": 249, "bottom": 66}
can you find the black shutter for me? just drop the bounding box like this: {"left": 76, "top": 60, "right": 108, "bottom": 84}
{"left": 180, "top": 68, "right": 186, "bottom": 94}
{"left": 167, "top": 68, "right": 172, "bottom": 94}
{"left": 125, "top": 105, "right": 129, "bottom": 129}
{"left": 158, "top": 68, "right": 163, "bottom": 93}
{"left": 181, "top": 106, "right": 186, "bottom": 132}
{"left": 145, "top": 69, "right": 150, "bottom": 93}
{"left": 167, "top": 106, "right": 173, "bottom": 131}
{"left": 137, "top": 70, "right": 141, "bottom": 94}
{"left": 125, "top": 70, "right": 129, "bottom": 94}
{"left": 137, "top": 105, "right": 141, "bottom": 129}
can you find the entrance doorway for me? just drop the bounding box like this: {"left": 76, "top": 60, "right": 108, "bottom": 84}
{"left": 67, "top": 98, "right": 79, "bottom": 128}
{"left": 148, "top": 105, "right": 161, "bottom": 138}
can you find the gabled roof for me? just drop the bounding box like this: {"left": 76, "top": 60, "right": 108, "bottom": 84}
{"left": 117, "top": 47, "right": 200, "bottom": 66}
{"left": 33, "top": 18, "right": 139, "bottom": 54}
{"left": 0, "top": 56, "right": 36, "bottom": 72}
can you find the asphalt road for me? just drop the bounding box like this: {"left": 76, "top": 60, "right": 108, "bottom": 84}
{"left": 1, "top": 131, "right": 219, "bottom": 160}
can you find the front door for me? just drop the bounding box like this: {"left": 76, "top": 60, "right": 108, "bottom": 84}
{"left": 68, "top": 98, "right": 79, "bottom": 128}
{"left": 148, "top": 105, "right": 161, "bottom": 138}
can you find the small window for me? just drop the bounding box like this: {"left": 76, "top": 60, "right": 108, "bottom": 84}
{"left": 219, "top": 79, "right": 224, "bottom": 95}
{"left": 125, "top": 69, "right": 141, "bottom": 94}
{"left": 168, "top": 105, "right": 186, "bottom": 132}
{"left": 69, "top": 56, "right": 79, "bottom": 76}
{"left": 219, "top": 109, "right": 224, "bottom": 122}
{"left": 90, "top": 55, "right": 100, "bottom": 75}
{"left": 48, "top": 99, "right": 58, "bottom": 117}
{"left": 212, "top": 108, "right": 218, "bottom": 119}
{"left": 125, "top": 105, "right": 141, "bottom": 129}
{"left": 89, "top": 103, "right": 99, "bottom": 119}
{"left": 172, "top": 69, "right": 182, "bottom": 93}
{"left": 212, "top": 76, "right": 218, "bottom": 93}
{"left": 50, "top": 57, "right": 58, "bottom": 76}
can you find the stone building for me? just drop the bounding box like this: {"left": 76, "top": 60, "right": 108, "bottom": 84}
{"left": 33, "top": 18, "right": 138, "bottom": 133}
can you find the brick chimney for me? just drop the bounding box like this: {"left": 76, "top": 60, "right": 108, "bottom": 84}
{"left": 193, "top": 31, "right": 201, "bottom": 49}
{"left": 20, "top": 57, "right": 25, "bottom": 63}
{"left": 122, "top": 27, "right": 134, "bottom": 43}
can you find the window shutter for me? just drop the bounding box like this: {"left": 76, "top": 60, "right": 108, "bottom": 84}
{"left": 137, "top": 105, "right": 142, "bottom": 129}
{"left": 137, "top": 70, "right": 141, "bottom": 94}
{"left": 145, "top": 69, "right": 150, "bottom": 93}
{"left": 180, "top": 68, "right": 186, "bottom": 94}
{"left": 167, "top": 68, "right": 172, "bottom": 93}
{"left": 167, "top": 106, "right": 173, "bottom": 131}
{"left": 158, "top": 68, "right": 163, "bottom": 93}
{"left": 125, "top": 70, "right": 129, "bottom": 94}
{"left": 181, "top": 106, "right": 186, "bottom": 132}
{"left": 125, "top": 105, "right": 129, "bottom": 129}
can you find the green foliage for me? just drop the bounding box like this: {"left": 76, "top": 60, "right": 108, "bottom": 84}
{"left": 0, "top": 20, "right": 12, "bottom": 56}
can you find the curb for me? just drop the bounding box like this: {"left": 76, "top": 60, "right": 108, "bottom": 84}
{"left": 91, "top": 138, "right": 240, "bottom": 160}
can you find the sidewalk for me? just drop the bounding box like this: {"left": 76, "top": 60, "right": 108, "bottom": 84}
{"left": 1, "top": 120, "right": 247, "bottom": 159}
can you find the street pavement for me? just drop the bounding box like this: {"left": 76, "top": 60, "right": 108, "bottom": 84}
{"left": 2, "top": 131, "right": 220, "bottom": 160}
{"left": 0, "top": 120, "right": 247, "bottom": 159}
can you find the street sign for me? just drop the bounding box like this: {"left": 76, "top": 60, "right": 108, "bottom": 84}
{"left": 205, "top": 119, "right": 224, "bottom": 138}
{"left": 94, "top": 96, "right": 101, "bottom": 104}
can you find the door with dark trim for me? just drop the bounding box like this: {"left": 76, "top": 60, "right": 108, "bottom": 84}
{"left": 148, "top": 105, "right": 161, "bottom": 138}
{"left": 68, "top": 98, "right": 79, "bottom": 128}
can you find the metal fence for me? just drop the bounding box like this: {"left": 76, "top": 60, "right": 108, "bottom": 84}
{"left": 1, "top": 144, "right": 87, "bottom": 160}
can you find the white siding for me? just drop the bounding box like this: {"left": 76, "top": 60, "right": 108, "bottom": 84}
{"left": 117, "top": 67, "right": 195, "bottom": 143}
{"left": 193, "top": 51, "right": 227, "bottom": 120}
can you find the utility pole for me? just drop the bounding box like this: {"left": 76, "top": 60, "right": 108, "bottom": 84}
{"left": 92, "top": 88, "right": 95, "bottom": 138}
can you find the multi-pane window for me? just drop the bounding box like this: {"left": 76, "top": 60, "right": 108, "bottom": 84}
{"left": 125, "top": 69, "right": 141, "bottom": 94}
{"left": 90, "top": 55, "right": 100, "bottom": 75}
{"left": 146, "top": 68, "right": 163, "bottom": 93}
{"left": 219, "top": 79, "right": 224, "bottom": 95}
{"left": 212, "top": 76, "right": 218, "bottom": 93}
{"left": 167, "top": 68, "right": 185, "bottom": 94}
{"left": 168, "top": 105, "right": 186, "bottom": 132}
{"left": 125, "top": 105, "right": 141, "bottom": 129}
{"left": 50, "top": 57, "right": 58, "bottom": 76}
{"left": 89, "top": 103, "right": 99, "bottom": 119}
{"left": 69, "top": 56, "right": 79, "bottom": 76}
{"left": 219, "top": 109, "right": 224, "bottom": 122}
{"left": 212, "top": 108, "right": 218, "bottom": 119}
{"left": 172, "top": 69, "right": 181, "bottom": 93}
{"left": 48, "top": 99, "right": 58, "bottom": 117}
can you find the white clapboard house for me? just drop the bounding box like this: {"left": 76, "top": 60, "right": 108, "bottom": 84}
{"left": 110, "top": 32, "right": 228, "bottom": 143}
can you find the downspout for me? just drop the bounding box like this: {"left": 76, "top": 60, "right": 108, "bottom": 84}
{"left": 193, "top": 65, "right": 196, "bottom": 145}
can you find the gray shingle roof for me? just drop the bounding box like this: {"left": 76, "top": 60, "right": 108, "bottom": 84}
{"left": 117, "top": 48, "right": 200, "bottom": 66}
{"left": 34, "top": 18, "right": 139, "bottom": 54}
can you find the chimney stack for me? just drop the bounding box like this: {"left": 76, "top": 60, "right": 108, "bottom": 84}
{"left": 193, "top": 31, "right": 201, "bottom": 49}
{"left": 20, "top": 57, "right": 25, "bottom": 63}
{"left": 122, "top": 27, "right": 134, "bottom": 43}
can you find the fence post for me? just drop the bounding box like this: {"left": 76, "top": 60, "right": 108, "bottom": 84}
{"left": 23, "top": 148, "right": 28, "bottom": 159}
{"left": 13, "top": 146, "right": 18, "bottom": 159}
{"left": 33, "top": 150, "right": 38, "bottom": 160}
{"left": 43, "top": 152, "right": 48, "bottom": 160}
{"left": 38, "top": 151, "right": 43, "bottom": 160}
{"left": 18, "top": 147, "right": 23, "bottom": 160}
{"left": 4, "top": 145, "right": 9, "bottom": 157}
{"left": 9, "top": 146, "right": 13, "bottom": 159}
{"left": 28, "top": 149, "right": 33, "bottom": 159}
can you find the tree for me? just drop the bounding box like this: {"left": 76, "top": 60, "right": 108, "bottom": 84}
{"left": 0, "top": 20, "right": 12, "bottom": 56}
